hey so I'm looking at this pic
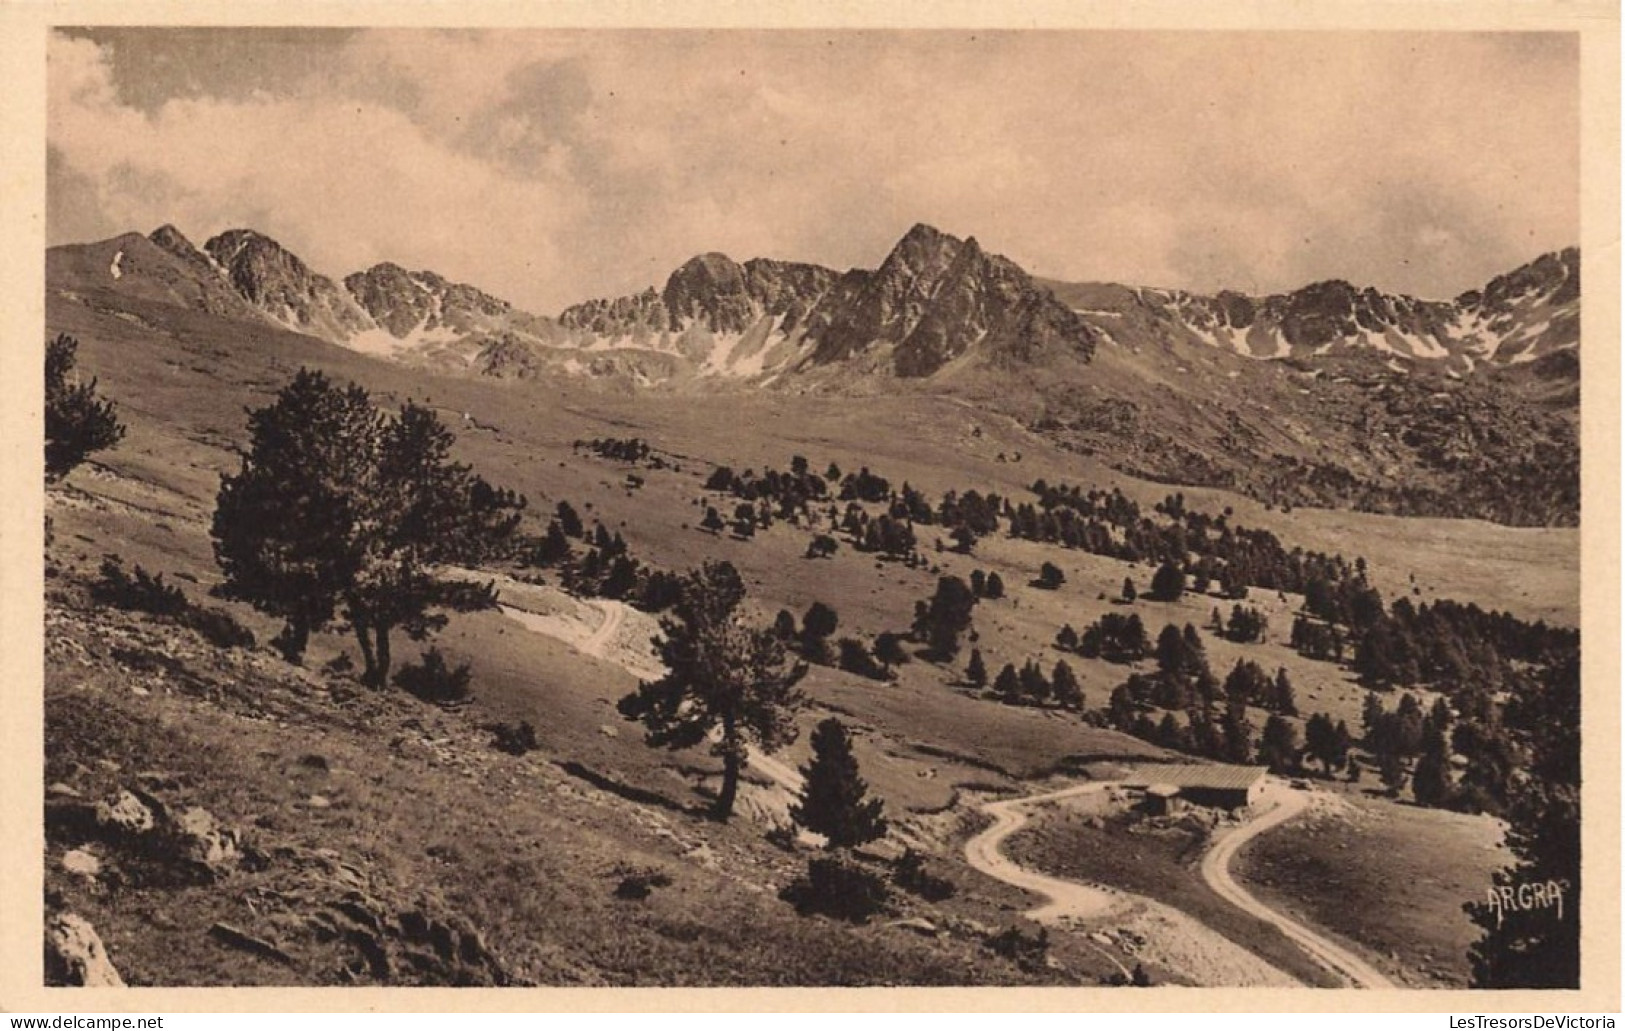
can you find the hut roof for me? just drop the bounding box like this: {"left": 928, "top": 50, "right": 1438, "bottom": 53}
{"left": 1126, "top": 764, "right": 1267, "bottom": 791}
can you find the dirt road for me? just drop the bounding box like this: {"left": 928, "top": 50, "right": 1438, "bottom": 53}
{"left": 582, "top": 600, "right": 625, "bottom": 658}
{"left": 1200, "top": 784, "right": 1396, "bottom": 989}
{"left": 963, "top": 783, "right": 1124, "bottom": 923}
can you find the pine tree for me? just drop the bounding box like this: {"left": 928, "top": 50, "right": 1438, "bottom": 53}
{"left": 1150, "top": 561, "right": 1185, "bottom": 601}
{"left": 993, "top": 663, "right": 1021, "bottom": 702}
{"left": 1333, "top": 720, "right": 1354, "bottom": 770}
{"left": 1466, "top": 651, "right": 1579, "bottom": 987}
{"left": 873, "top": 632, "right": 909, "bottom": 673}
{"left": 1019, "top": 660, "right": 1051, "bottom": 705}
{"left": 922, "top": 575, "right": 978, "bottom": 659}
{"left": 45, "top": 334, "right": 125, "bottom": 483}
{"left": 556, "top": 499, "right": 585, "bottom": 538}
{"left": 212, "top": 370, "right": 523, "bottom": 677}
{"left": 1361, "top": 691, "right": 1386, "bottom": 743}
{"left": 1379, "top": 750, "right": 1407, "bottom": 797}
{"left": 1121, "top": 576, "right": 1137, "bottom": 603}
{"left": 1257, "top": 715, "right": 1299, "bottom": 773}
{"left": 1051, "top": 660, "right": 1084, "bottom": 709}
{"left": 1411, "top": 721, "right": 1453, "bottom": 808}
{"left": 1155, "top": 624, "right": 1187, "bottom": 677}
{"left": 1056, "top": 623, "right": 1080, "bottom": 651}
{"left": 1304, "top": 713, "right": 1337, "bottom": 774}
{"left": 773, "top": 609, "right": 798, "bottom": 641}
{"left": 1181, "top": 624, "right": 1206, "bottom": 671}
{"left": 1273, "top": 668, "right": 1298, "bottom": 716}
{"left": 984, "top": 572, "right": 1006, "bottom": 599}
{"left": 339, "top": 401, "right": 525, "bottom": 685}
{"left": 965, "top": 648, "right": 988, "bottom": 688}
{"left": 1222, "top": 708, "right": 1253, "bottom": 765}
{"left": 800, "top": 601, "right": 840, "bottom": 663}
{"left": 532, "top": 520, "right": 572, "bottom": 566}
{"left": 619, "top": 561, "right": 808, "bottom": 820}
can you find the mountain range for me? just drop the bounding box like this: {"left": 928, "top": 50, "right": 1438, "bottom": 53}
{"left": 45, "top": 221, "right": 1580, "bottom": 526}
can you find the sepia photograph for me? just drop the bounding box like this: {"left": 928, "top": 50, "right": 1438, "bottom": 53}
{"left": 13, "top": 10, "right": 1617, "bottom": 1008}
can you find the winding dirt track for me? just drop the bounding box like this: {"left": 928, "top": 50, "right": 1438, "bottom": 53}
{"left": 964, "top": 783, "right": 1123, "bottom": 923}
{"left": 964, "top": 779, "right": 1396, "bottom": 989}
{"left": 1199, "top": 787, "right": 1396, "bottom": 989}
{"left": 582, "top": 600, "right": 625, "bottom": 657}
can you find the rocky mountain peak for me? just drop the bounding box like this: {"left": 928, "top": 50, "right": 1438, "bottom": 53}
{"left": 808, "top": 224, "right": 1097, "bottom": 377}
{"left": 661, "top": 253, "right": 754, "bottom": 333}
{"left": 148, "top": 224, "right": 204, "bottom": 262}
{"left": 203, "top": 229, "right": 373, "bottom": 340}
{"left": 876, "top": 222, "right": 966, "bottom": 281}
{"left": 1470, "top": 247, "right": 1580, "bottom": 313}
{"left": 344, "top": 263, "right": 434, "bottom": 338}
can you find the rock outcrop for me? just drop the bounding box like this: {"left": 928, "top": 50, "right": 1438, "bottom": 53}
{"left": 204, "top": 230, "right": 375, "bottom": 342}
{"left": 45, "top": 912, "right": 125, "bottom": 987}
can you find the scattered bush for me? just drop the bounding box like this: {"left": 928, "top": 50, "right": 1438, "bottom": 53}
{"left": 837, "top": 637, "right": 893, "bottom": 681}
{"left": 765, "top": 821, "right": 799, "bottom": 852}
{"left": 782, "top": 854, "right": 890, "bottom": 922}
{"left": 893, "top": 847, "right": 956, "bottom": 901}
{"left": 93, "top": 557, "right": 256, "bottom": 650}
{"left": 611, "top": 864, "right": 673, "bottom": 901}
{"left": 93, "top": 557, "right": 187, "bottom": 616}
{"left": 986, "top": 921, "right": 1050, "bottom": 972}
{"left": 490, "top": 720, "right": 538, "bottom": 756}
{"left": 805, "top": 534, "right": 839, "bottom": 559}
{"left": 394, "top": 647, "right": 473, "bottom": 705}
{"left": 184, "top": 606, "right": 257, "bottom": 651}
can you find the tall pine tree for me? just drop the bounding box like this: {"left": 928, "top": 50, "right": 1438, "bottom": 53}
{"left": 791, "top": 718, "right": 888, "bottom": 849}
{"left": 619, "top": 561, "right": 808, "bottom": 820}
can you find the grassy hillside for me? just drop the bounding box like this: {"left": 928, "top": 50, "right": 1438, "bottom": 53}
{"left": 42, "top": 282, "right": 1567, "bottom": 987}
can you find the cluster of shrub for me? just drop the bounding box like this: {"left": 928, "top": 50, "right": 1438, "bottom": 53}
{"left": 92, "top": 557, "right": 256, "bottom": 651}
{"left": 1357, "top": 689, "right": 1518, "bottom": 815}
{"left": 771, "top": 602, "right": 912, "bottom": 683}
{"left": 1337, "top": 594, "right": 1578, "bottom": 695}
{"left": 1009, "top": 484, "right": 1384, "bottom": 606}
{"left": 1088, "top": 620, "right": 1302, "bottom": 769}
{"left": 574, "top": 436, "right": 681, "bottom": 472}
{"left": 527, "top": 501, "right": 683, "bottom": 612}
{"left": 1058, "top": 613, "right": 1150, "bottom": 663}
{"left": 1212, "top": 603, "right": 1268, "bottom": 643}
{"left": 704, "top": 456, "right": 830, "bottom": 521}
{"left": 1006, "top": 483, "right": 1576, "bottom": 732}
{"left": 982, "top": 656, "right": 1084, "bottom": 709}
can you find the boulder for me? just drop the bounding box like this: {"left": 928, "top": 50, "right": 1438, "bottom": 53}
{"left": 45, "top": 912, "right": 124, "bottom": 987}
{"left": 61, "top": 848, "right": 102, "bottom": 879}
{"left": 95, "top": 790, "right": 155, "bottom": 839}
{"left": 171, "top": 806, "right": 241, "bottom": 875}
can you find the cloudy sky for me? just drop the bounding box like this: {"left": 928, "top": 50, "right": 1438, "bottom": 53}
{"left": 48, "top": 28, "right": 1578, "bottom": 314}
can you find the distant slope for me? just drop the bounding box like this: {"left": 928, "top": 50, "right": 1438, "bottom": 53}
{"left": 1041, "top": 247, "right": 1579, "bottom": 374}
{"left": 44, "top": 224, "right": 1579, "bottom": 525}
